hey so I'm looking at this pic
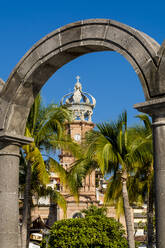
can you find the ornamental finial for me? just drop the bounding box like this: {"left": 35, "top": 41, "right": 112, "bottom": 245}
{"left": 74, "top": 75, "right": 82, "bottom": 91}
{"left": 76, "top": 75, "right": 80, "bottom": 82}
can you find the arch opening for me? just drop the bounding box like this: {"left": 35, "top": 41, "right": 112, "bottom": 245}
{"left": 41, "top": 50, "right": 145, "bottom": 126}
{"left": 0, "top": 19, "right": 160, "bottom": 137}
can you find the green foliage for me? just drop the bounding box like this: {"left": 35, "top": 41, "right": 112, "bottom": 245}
{"left": 41, "top": 215, "right": 128, "bottom": 248}
{"left": 81, "top": 205, "right": 107, "bottom": 217}
{"left": 20, "top": 94, "right": 72, "bottom": 222}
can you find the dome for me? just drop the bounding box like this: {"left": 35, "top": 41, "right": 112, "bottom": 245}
{"left": 61, "top": 76, "right": 96, "bottom": 122}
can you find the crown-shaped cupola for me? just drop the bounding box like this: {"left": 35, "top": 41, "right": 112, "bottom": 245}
{"left": 61, "top": 76, "right": 96, "bottom": 122}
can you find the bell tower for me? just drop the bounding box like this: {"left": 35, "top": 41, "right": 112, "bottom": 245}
{"left": 59, "top": 76, "right": 97, "bottom": 219}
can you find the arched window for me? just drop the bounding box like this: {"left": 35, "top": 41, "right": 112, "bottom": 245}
{"left": 72, "top": 212, "right": 83, "bottom": 219}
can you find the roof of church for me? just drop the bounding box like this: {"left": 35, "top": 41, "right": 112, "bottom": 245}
{"left": 61, "top": 76, "right": 96, "bottom": 122}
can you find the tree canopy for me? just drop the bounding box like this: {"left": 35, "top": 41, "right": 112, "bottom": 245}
{"left": 41, "top": 207, "right": 128, "bottom": 248}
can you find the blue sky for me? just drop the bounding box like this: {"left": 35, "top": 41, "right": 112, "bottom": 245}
{"left": 0, "top": 0, "right": 164, "bottom": 126}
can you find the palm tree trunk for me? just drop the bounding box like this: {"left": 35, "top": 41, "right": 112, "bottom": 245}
{"left": 122, "top": 178, "right": 135, "bottom": 248}
{"left": 147, "top": 182, "right": 154, "bottom": 248}
{"left": 21, "top": 161, "right": 32, "bottom": 248}
{"left": 47, "top": 197, "right": 58, "bottom": 227}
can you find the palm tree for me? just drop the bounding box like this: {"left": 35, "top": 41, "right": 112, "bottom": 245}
{"left": 20, "top": 94, "right": 71, "bottom": 248}
{"left": 131, "top": 115, "right": 154, "bottom": 248}
{"left": 85, "top": 111, "right": 144, "bottom": 248}
{"left": 35, "top": 184, "right": 67, "bottom": 226}
{"left": 103, "top": 173, "right": 124, "bottom": 219}
{"left": 48, "top": 152, "right": 91, "bottom": 202}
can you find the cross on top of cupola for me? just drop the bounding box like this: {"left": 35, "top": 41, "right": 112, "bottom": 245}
{"left": 74, "top": 75, "right": 82, "bottom": 91}
{"left": 60, "top": 76, "right": 96, "bottom": 122}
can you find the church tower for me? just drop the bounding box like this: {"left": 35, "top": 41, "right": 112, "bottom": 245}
{"left": 59, "top": 76, "right": 97, "bottom": 219}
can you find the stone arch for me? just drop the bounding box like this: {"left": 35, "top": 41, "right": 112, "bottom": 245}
{"left": 0, "top": 19, "right": 160, "bottom": 137}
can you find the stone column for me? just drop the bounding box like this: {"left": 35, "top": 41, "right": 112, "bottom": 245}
{"left": 0, "top": 132, "right": 33, "bottom": 248}
{"left": 134, "top": 98, "right": 165, "bottom": 248}
{"left": 152, "top": 114, "right": 165, "bottom": 248}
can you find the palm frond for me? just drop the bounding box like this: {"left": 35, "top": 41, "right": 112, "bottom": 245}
{"left": 48, "top": 188, "right": 67, "bottom": 218}
{"left": 49, "top": 158, "right": 67, "bottom": 186}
